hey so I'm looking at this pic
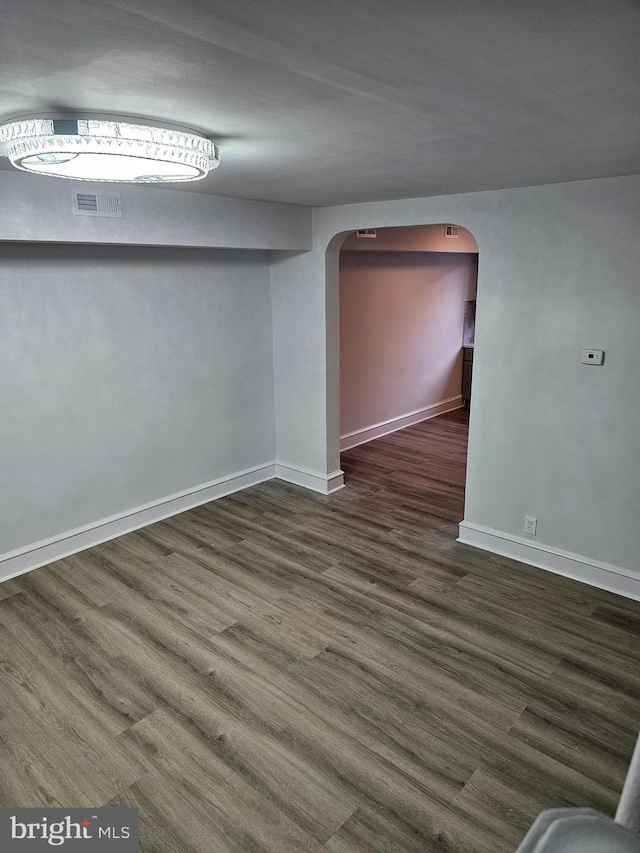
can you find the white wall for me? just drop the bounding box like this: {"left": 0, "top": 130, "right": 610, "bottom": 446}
{"left": 0, "top": 243, "right": 275, "bottom": 556}
{"left": 271, "top": 174, "right": 640, "bottom": 592}
{"left": 2, "top": 169, "right": 639, "bottom": 598}
{"left": 340, "top": 251, "right": 476, "bottom": 440}
{"left": 0, "top": 170, "right": 312, "bottom": 250}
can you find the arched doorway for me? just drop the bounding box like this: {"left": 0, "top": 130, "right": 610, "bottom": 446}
{"left": 338, "top": 224, "right": 478, "bottom": 451}
{"left": 325, "top": 223, "right": 479, "bottom": 516}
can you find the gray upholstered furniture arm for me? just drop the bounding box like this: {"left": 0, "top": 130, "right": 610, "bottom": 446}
{"left": 516, "top": 733, "right": 640, "bottom": 852}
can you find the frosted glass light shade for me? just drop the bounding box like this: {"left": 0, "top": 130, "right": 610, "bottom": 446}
{"left": 0, "top": 118, "right": 219, "bottom": 183}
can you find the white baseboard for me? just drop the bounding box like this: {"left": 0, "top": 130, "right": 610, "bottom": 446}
{"left": 458, "top": 520, "right": 640, "bottom": 602}
{"left": 340, "top": 396, "right": 464, "bottom": 451}
{"left": 0, "top": 457, "right": 350, "bottom": 587}
{"left": 0, "top": 462, "right": 276, "bottom": 585}
{"left": 276, "top": 461, "right": 345, "bottom": 495}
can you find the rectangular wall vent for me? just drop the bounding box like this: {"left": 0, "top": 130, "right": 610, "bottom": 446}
{"left": 356, "top": 229, "right": 377, "bottom": 238}
{"left": 72, "top": 191, "right": 122, "bottom": 218}
{"left": 444, "top": 225, "right": 459, "bottom": 238}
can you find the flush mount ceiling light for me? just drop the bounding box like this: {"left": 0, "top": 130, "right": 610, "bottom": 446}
{"left": 0, "top": 117, "right": 219, "bottom": 183}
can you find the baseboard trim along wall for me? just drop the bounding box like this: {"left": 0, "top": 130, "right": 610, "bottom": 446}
{"left": 275, "top": 462, "right": 345, "bottom": 495}
{"left": 458, "top": 520, "right": 640, "bottom": 602}
{"left": 0, "top": 460, "right": 348, "bottom": 585}
{"left": 340, "top": 396, "right": 464, "bottom": 451}
{"left": 0, "top": 462, "right": 277, "bottom": 586}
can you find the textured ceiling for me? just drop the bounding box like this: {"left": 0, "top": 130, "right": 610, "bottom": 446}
{"left": 2, "top": 0, "right": 639, "bottom": 205}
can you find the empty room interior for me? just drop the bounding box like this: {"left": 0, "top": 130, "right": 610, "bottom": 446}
{"left": 1, "top": 2, "right": 639, "bottom": 851}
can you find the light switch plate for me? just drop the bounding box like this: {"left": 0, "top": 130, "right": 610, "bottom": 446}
{"left": 581, "top": 349, "right": 604, "bottom": 365}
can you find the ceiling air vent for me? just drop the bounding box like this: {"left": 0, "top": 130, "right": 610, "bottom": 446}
{"left": 72, "top": 191, "right": 122, "bottom": 218}
{"left": 356, "top": 229, "right": 377, "bottom": 238}
{"left": 444, "top": 225, "right": 459, "bottom": 238}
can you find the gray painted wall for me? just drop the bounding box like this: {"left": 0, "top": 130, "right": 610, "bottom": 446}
{"left": 0, "top": 243, "right": 275, "bottom": 554}
{"left": 272, "top": 174, "right": 640, "bottom": 574}
{"left": 2, "top": 169, "right": 639, "bottom": 584}
{"left": 0, "top": 171, "right": 312, "bottom": 250}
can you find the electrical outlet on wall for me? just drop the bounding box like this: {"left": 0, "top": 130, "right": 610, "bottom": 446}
{"left": 524, "top": 516, "right": 537, "bottom": 536}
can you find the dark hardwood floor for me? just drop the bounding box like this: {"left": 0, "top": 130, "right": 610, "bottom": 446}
{"left": 1, "top": 408, "right": 639, "bottom": 852}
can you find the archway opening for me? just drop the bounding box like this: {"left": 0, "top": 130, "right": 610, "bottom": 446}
{"left": 327, "top": 223, "right": 479, "bottom": 539}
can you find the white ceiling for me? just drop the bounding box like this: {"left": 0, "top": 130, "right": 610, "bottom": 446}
{"left": 2, "top": 0, "right": 640, "bottom": 206}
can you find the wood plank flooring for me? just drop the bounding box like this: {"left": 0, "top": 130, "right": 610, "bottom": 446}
{"left": 1, "top": 408, "right": 639, "bottom": 852}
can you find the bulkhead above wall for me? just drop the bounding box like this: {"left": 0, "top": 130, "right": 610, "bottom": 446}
{"left": 0, "top": 169, "right": 312, "bottom": 252}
